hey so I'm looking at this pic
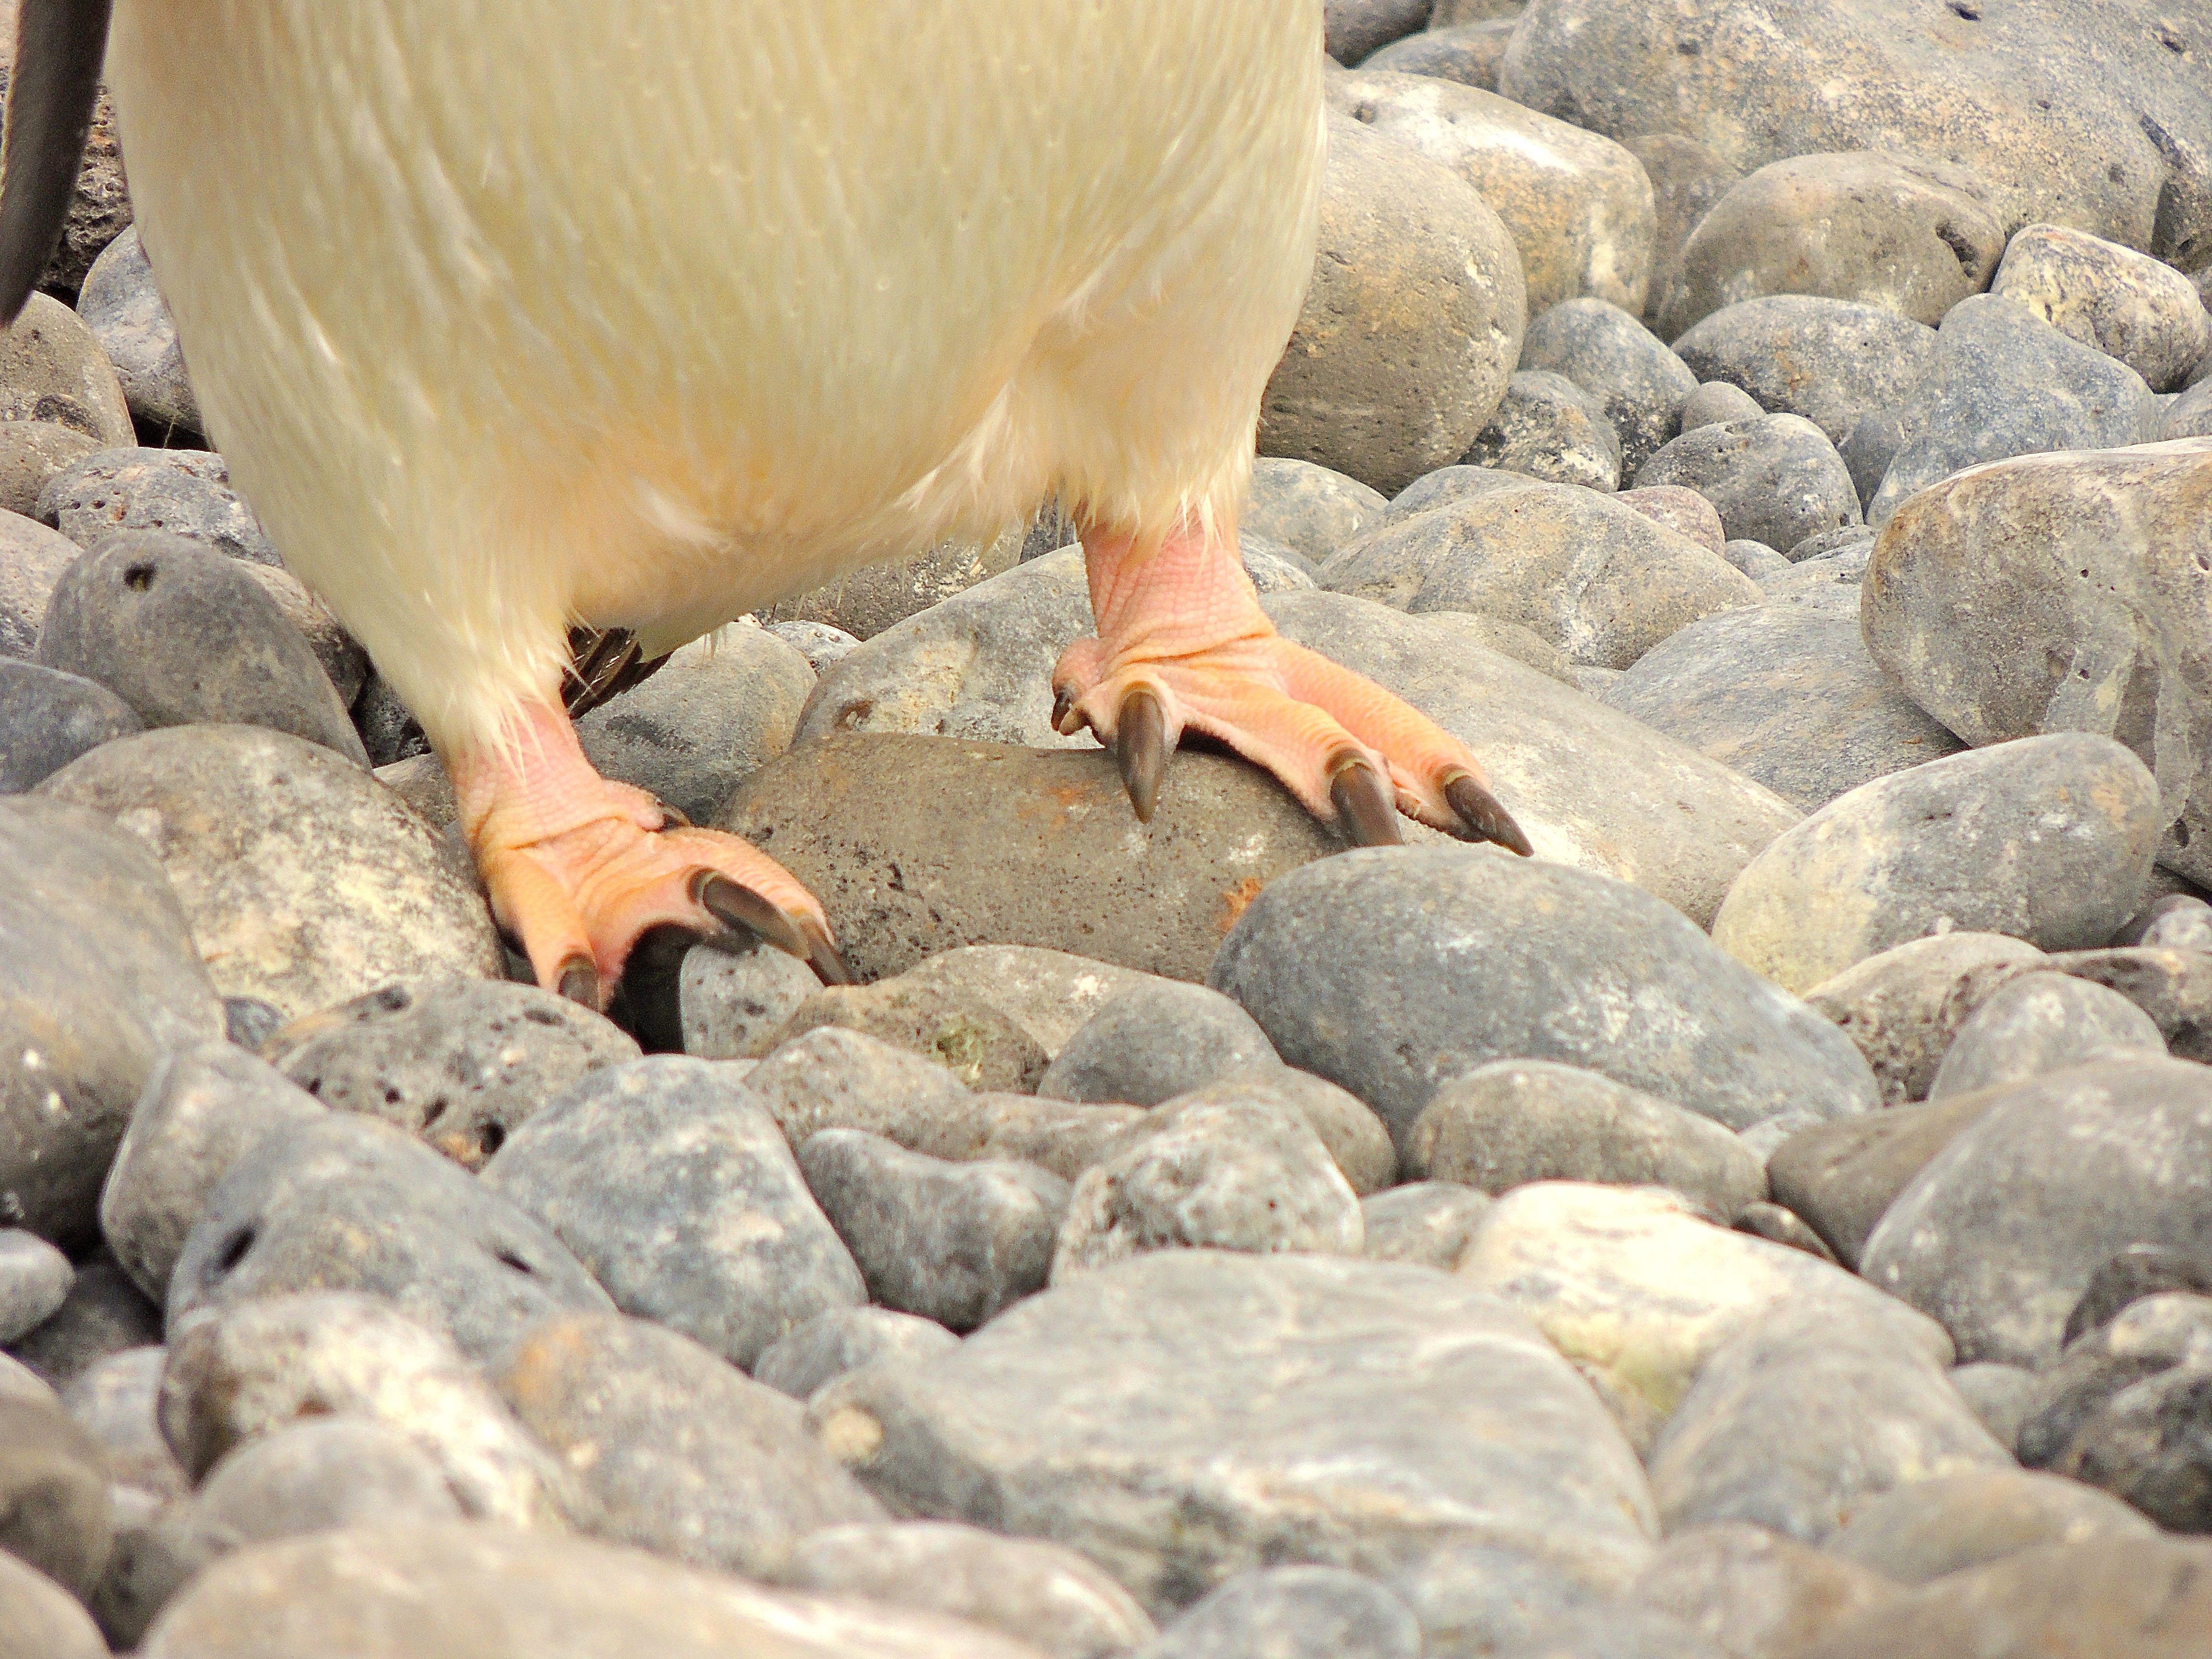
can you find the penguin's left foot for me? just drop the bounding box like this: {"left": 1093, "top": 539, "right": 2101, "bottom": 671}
{"left": 1053, "top": 517, "right": 1533, "bottom": 854}
{"left": 448, "top": 697, "right": 850, "bottom": 1009}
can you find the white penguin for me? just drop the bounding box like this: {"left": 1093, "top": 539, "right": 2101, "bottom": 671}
{"left": 0, "top": 0, "right": 1528, "bottom": 1005}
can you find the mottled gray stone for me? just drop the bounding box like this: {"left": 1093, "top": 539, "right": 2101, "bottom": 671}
{"left": 754, "top": 1307, "right": 961, "bottom": 1399}
{"left": 1601, "top": 603, "right": 1961, "bottom": 813}
{"left": 196, "top": 1418, "right": 464, "bottom": 1543}
{"left": 76, "top": 226, "right": 200, "bottom": 436}
{"left": 260, "top": 976, "right": 637, "bottom": 1170}
{"left": 1801, "top": 933, "right": 2049, "bottom": 1105}
{"left": 1993, "top": 222, "right": 2212, "bottom": 391}
{"left": 677, "top": 937, "right": 824, "bottom": 1060}
{"left": 0, "top": 1548, "right": 107, "bottom": 1659}
{"left": 98, "top": 1043, "right": 325, "bottom": 1303}
{"left": 1160, "top": 1067, "right": 1397, "bottom": 1197}
{"left": 800, "top": 1131, "right": 1067, "bottom": 1331}
{"left": 1631, "top": 1525, "right": 1894, "bottom": 1659}
{"left": 1867, "top": 296, "right": 2153, "bottom": 525}
{"left": 172, "top": 1114, "right": 612, "bottom": 1364}
{"left": 1837, "top": 410, "right": 1904, "bottom": 508}
{"left": 1712, "top": 735, "right": 2161, "bottom": 993}
{"left": 1212, "top": 848, "right": 1875, "bottom": 1147}
{"left": 36, "top": 448, "right": 278, "bottom": 567}
{"left": 0, "top": 799, "right": 223, "bottom": 1243}
{"left": 2047, "top": 946, "right": 2212, "bottom": 1065}
{"left": 1458, "top": 1184, "right": 1947, "bottom": 1420}
{"left": 0, "top": 1232, "right": 72, "bottom": 1345}
{"left": 0, "top": 424, "right": 100, "bottom": 526}
{"left": 1623, "top": 133, "right": 1743, "bottom": 334}
{"left": 0, "top": 1393, "right": 111, "bottom": 1599}
{"left": 1260, "top": 115, "right": 1525, "bottom": 496}
{"left": 1330, "top": 71, "right": 1655, "bottom": 316}
{"left": 1949, "top": 1361, "right": 2040, "bottom": 1450}
{"left": 497, "top": 1312, "right": 880, "bottom": 1574}
{"left": 40, "top": 725, "right": 502, "bottom": 1021}
{"left": 1825, "top": 1467, "right": 2154, "bottom": 1586}
{"left": 35, "top": 532, "right": 365, "bottom": 763}
{"left": 1244, "top": 457, "right": 1389, "bottom": 565}
{"left": 763, "top": 617, "right": 858, "bottom": 675}
{"left": 1677, "top": 381, "right": 1763, "bottom": 432}
{"left": 861, "top": 949, "right": 1159, "bottom": 1064}
{"left": 2161, "top": 374, "right": 2212, "bottom": 439}
{"left": 1407, "top": 1061, "right": 1765, "bottom": 1218}
{"left": 1754, "top": 543, "right": 1869, "bottom": 614}
{"left": 0, "top": 295, "right": 132, "bottom": 445}
{"left": 1633, "top": 415, "right": 1860, "bottom": 553}
{"left": 1360, "top": 1183, "right": 1491, "bottom": 1270}
{"left": 784, "top": 1522, "right": 1156, "bottom": 1659}
{"left": 1658, "top": 152, "right": 2004, "bottom": 337}
{"left": 1462, "top": 369, "right": 1623, "bottom": 491}
{"left": 60, "top": 1346, "right": 185, "bottom": 1506}
{"left": 1648, "top": 1305, "right": 2008, "bottom": 1542}
{"left": 137, "top": 1521, "right": 1046, "bottom": 1659}
{"left": 2066, "top": 1246, "right": 2212, "bottom": 1346}
{"left": 2, "top": 1248, "right": 162, "bottom": 1390}
{"left": 1519, "top": 299, "right": 1698, "bottom": 472}
{"left": 1038, "top": 982, "right": 1278, "bottom": 1107}
{"left": 2120, "top": 892, "right": 2212, "bottom": 950}
{"left": 1324, "top": 0, "right": 1432, "bottom": 64}
{"left": 761, "top": 525, "right": 1027, "bottom": 643}
{"left": 808, "top": 1252, "right": 1657, "bottom": 1614}
{"left": 773, "top": 978, "right": 1050, "bottom": 1094}
{"left": 1381, "top": 1544, "right": 1602, "bottom": 1659}
{"left": 1323, "top": 476, "right": 1758, "bottom": 668}
{"left": 0, "top": 658, "right": 140, "bottom": 793}
{"left": 1052, "top": 1099, "right": 1362, "bottom": 1279}
{"left": 481, "top": 1057, "right": 861, "bottom": 1369}
{"left": 1142, "top": 1567, "right": 1419, "bottom": 1659}
{"left": 1362, "top": 17, "right": 1515, "bottom": 90}
{"left": 1614, "top": 484, "right": 1727, "bottom": 553}
{"left": 1765, "top": 1088, "right": 2008, "bottom": 1270}
{"left": 1862, "top": 438, "right": 2212, "bottom": 883}
{"left": 1927, "top": 971, "right": 2166, "bottom": 1098}
{"left": 1862, "top": 1057, "right": 2212, "bottom": 1364}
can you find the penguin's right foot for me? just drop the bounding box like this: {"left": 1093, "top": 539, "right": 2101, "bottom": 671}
{"left": 446, "top": 697, "right": 849, "bottom": 1008}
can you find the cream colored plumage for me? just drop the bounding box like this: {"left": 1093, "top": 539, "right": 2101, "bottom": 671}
{"left": 104, "top": 0, "right": 1326, "bottom": 755}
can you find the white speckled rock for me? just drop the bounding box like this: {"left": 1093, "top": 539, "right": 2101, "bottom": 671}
{"left": 1991, "top": 223, "right": 2212, "bottom": 391}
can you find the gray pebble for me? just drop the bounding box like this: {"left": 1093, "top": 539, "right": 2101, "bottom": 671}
{"left": 1461, "top": 369, "right": 1622, "bottom": 492}
{"left": 0, "top": 1231, "right": 73, "bottom": 1345}
{"left": 0, "top": 1547, "right": 107, "bottom": 1659}
{"left": 1836, "top": 408, "right": 1906, "bottom": 508}
{"left": 0, "top": 1393, "right": 112, "bottom": 1602}
{"left": 495, "top": 1311, "right": 882, "bottom": 1575}
{"left": 260, "top": 976, "right": 638, "bottom": 1170}
{"left": 1801, "top": 931, "right": 2049, "bottom": 1106}
{"left": 1629, "top": 1525, "right": 1890, "bottom": 1659}
{"left": 1676, "top": 381, "right": 1763, "bottom": 431}
{"left": 761, "top": 616, "right": 857, "bottom": 676}
{"left": 481, "top": 1056, "right": 863, "bottom": 1368}
{"left": 799, "top": 1130, "right": 1068, "bottom": 1331}
{"left": 196, "top": 1417, "right": 464, "bottom": 1544}
{"left": 1038, "top": 981, "right": 1279, "bottom": 1107}
{"left": 1927, "top": 971, "right": 2166, "bottom": 1098}
{"left": 36, "top": 447, "right": 279, "bottom": 567}
{"left": 0, "top": 658, "right": 141, "bottom": 793}
{"left": 1161, "top": 1066, "right": 1397, "bottom": 1196}
{"left": 1634, "top": 414, "right": 1861, "bottom": 553}
{"left": 1519, "top": 298, "right": 1697, "bottom": 473}
{"left": 2, "top": 1247, "right": 163, "bottom": 1391}
{"left": 753, "top": 1306, "right": 960, "bottom": 1399}
{"left": 171, "top": 1114, "right": 613, "bottom": 1364}
{"left": 678, "top": 937, "right": 823, "bottom": 1060}
{"left": 1824, "top": 1467, "right": 2153, "bottom": 1586}
{"left": 1992, "top": 221, "right": 2212, "bottom": 390}
{"left": 1244, "top": 457, "right": 1389, "bottom": 564}
{"left": 1358, "top": 1183, "right": 1491, "bottom": 1270}
{"left": 0, "top": 295, "right": 132, "bottom": 445}
{"left": 76, "top": 226, "right": 201, "bottom": 437}
{"left": 59, "top": 1346, "right": 185, "bottom": 1504}
{"left": 773, "top": 978, "right": 1049, "bottom": 1094}
{"left": 1948, "top": 1361, "right": 2042, "bottom": 1450}
{"left": 1765, "top": 1089, "right": 2011, "bottom": 1271}
{"left": 1671, "top": 296, "right": 1940, "bottom": 445}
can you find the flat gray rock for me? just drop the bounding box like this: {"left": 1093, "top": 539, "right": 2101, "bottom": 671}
{"left": 1712, "top": 734, "right": 2161, "bottom": 993}
{"left": 1633, "top": 414, "right": 1861, "bottom": 553}
{"left": 1211, "top": 847, "right": 1876, "bottom": 1146}
{"left": 170, "top": 1115, "right": 613, "bottom": 1365}
{"left": 1863, "top": 437, "right": 2212, "bottom": 884}
{"left": 481, "top": 1057, "right": 863, "bottom": 1369}
{"left": 806, "top": 1251, "right": 1657, "bottom": 1614}
{"left": 1861, "top": 1056, "right": 2212, "bottom": 1365}
{"left": 1037, "top": 982, "right": 1278, "bottom": 1107}
{"left": 1671, "top": 296, "right": 1938, "bottom": 444}
{"left": 36, "top": 448, "right": 277, "bottom": 567}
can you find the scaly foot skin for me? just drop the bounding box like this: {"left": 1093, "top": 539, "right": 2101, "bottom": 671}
{"left": 448, "top": 697, "right": 849, "bottom": 1007}
{"left": 1054, "top": 517, "right": 1534, "bottom": 853}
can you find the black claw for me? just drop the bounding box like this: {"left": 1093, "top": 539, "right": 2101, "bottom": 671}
{"left": 555, "top": 957, "right": 602, "bottom": 1011}
{"left": 693, "top": 871, "right": 809, "bottom": 961}
{"left": 1051, "top": 684, "right": 1078, "bottom": 736}
{"left": 800, "top": 919, "right": 857, "bottom": 987}
{"left": 1115, "top": 685, "right": 1167, "bottom": 824}
{"left": 1443, "top": 772, "right": 1534, "bottom": 856}
{"left": 1329, "top": 756, "right": 1404, "bottom": 848}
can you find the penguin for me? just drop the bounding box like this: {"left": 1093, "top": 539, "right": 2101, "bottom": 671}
{"left": 0, "top": 0, "right": 1529, "bottom": 1007}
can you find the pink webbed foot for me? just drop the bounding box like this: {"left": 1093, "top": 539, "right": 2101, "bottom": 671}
{"left": 449, "top": 698, "right": 850, "bottom": 1007}
{"left": 1052, "top": 518, "right": 1532, "bottom": 853}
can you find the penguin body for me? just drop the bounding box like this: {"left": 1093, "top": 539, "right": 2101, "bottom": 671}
{"left": 102, "top": 1, "right": 1325, "bottom": 752}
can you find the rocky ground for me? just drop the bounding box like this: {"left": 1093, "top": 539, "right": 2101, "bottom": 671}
{"left": 5, "top": 0, "right": 2212, "bottom": 1655}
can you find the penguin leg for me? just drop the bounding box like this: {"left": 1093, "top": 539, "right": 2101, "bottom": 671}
{"left": 446, "top": 696, "right": 849, "bottom": 1008}
{"left": 1052, "top": 517, "right": 1533, "bottom": 854}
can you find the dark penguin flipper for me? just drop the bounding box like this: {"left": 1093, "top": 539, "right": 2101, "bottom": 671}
{"left": 0, "top": 0, "right": 113, "bottom": 325}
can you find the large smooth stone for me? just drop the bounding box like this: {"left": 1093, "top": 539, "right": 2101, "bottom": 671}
{"left": 0, "top": 799, "right": 222, "bottom": 1244}
{"left": 1632, "top": 415, "right": 1861, "bottom": 554}
{"left": 0, "top": 1548, "right": 107, "bottom": 1659}
{"left": 1461, "top": 370, "right": 1623, "bottom": 492}
{"left": 1647, "top": 1304, "right": 2006, "bottom": 1543}
{"left": 1244, "top": 458, "right": 1389, "bottom": 565}
{"left": 806, "top": 1252, "right": 1657, "bottom": 1614}
{"left": 39, "top": 725, "right": 501, "bottom": 1020}
{"left": 1925, "top": 971, "right": 2165, "bottom": 1098}
{"left": 1260, "top": 114, "right": 1525, "bottom": 496}
{"left": 1656, "top": 152, "right": 2004, "bottom": 337}
{"left": 1866, "top": 295, "right": 2152, "bottom": 526}
{"left": 193, "top": 1418, "right": 464, "bottom": 1545}
{"left": 1862, "top": 438, "right": 2212, "bottom": 884}
{"left": 1321, "top": 476, "right": 1760, "bottom": 668}
{"left": 1860, "top": 1056, "right": 2212, "bottom": 1366}
{"left": 1800, "top": 933, "right": 2049, "bottom": 1105}
{"left": 36, "top": 448, "right": 279, "bottom": 568}
{"left": 1992, "top": 222, "right": 2212, "bottom": 392}
{"left": 1211, "top": 847, "right": 1876, "bottom": 1148}
{"left": 1458, "top": 1184, "right": 1948, "bottom": 1420}
{"left": 1602, "top": 603, "right": 1961, "bottom": 812}
{"left": 496, "top": 1312, "right": 882, "bottom": 1575}
{"left": 1710, "top": 735, "right": 2161, "bottom": 993}
{"left": 1823, "top": 1467, "right": 2156, "bottom": 1586}
{"left": 1501, "top": 0, "right": 2212, "bottom": 259}
{"left": 753, "top": 1308, "right": 962, "bottom": 1402}
{"left": 481, "top": 1058, "right": 864, "bottom": 1370}
{"left": 0, "top": 294, "right": 132, "bottom": 444}
{"left": 0, "top": 505, "right": 88, "bottom": 659}
{"left": 1330, "top": 71, "right": 1655, "bottom": 315}
{"left": 136, "top": 1522, "right": 1048, "bottom": 1659}
{"left": 75, "top": 226, "right": 200, "bottom": 437}
{"left": 1671, "top": 296, "right": 1939, "bottom": 445}
{"left": 168, "top": 1115, "right": 614, "bottom": 1364}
